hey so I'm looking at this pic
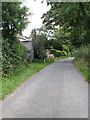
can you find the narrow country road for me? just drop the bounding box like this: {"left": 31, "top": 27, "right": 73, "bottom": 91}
{"left": 0, "top": 58, "right": 88, "bottom": 118}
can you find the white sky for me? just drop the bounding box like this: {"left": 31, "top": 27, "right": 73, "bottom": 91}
{"left": 22, "top": 0, "right": 51, "bottom": 37}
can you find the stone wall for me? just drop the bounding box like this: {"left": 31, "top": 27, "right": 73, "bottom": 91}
{"left": 21, "top": 40, "right": 32, "bottom": 51}
{"left": 21, "top": 40, "right": 34, "bottom": 62}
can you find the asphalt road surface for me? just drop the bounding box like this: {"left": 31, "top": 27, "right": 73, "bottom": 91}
{"left": 0, "top": 58, "right": 88, "bottom": 118}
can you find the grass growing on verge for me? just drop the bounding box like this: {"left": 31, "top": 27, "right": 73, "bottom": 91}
{"left": 73, "top": 60, "right": 88, "bottom": 82}
{"left": 73, "top": 45, "right": 89, "bottom": 83}
{"left": 1, "top": 62, "right": 52, "bottom": 100}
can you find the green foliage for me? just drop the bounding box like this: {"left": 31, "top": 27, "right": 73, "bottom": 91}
{"left": 2, "top": 2, "right": 30, "bottom": 39}
{"left": 45, "top": 58, "right": 55, "bottom": 64}
{"left": 2, "top": 2, "right": 30, "bottom": 75}
{"left": 74, "top": 45, "right": 89, "bottom": 61}
{"left": 2, "top": 36, "right": 27, "bottom": 75}
{"left": 42, "top": 2, "right": 90, "bottom": 47}
{"left": 33, "top": 59, "right": 45, "bottom": 63}
{"left": 74, "top": 45, "right": 89, "bottom": 82}
{"left": 50, "top": 49, "right": 61, "bottom": 57}
{"left": 34, "top": 34, "right": 47, "bottom": 60}
{"left": 44, "top": 40, "right": 52, "bottom": 49}
{"left": 45, "top": 39, "right": 63, "bottom": 51}
{"left": 50, "top": 49, "right": 67, "bottom": 57}
{"left": 33, "top": 57, "right": 55, "bottom": 64}
{"left": 51, "top": 39, "right": 63, "bottom": 51}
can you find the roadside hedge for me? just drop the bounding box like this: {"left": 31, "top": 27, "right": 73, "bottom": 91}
{"left": 74, "top": 45, "right": 89, "bottom": 82}
{"left": 2, "top": 36, "right": 27, "bottom": 76}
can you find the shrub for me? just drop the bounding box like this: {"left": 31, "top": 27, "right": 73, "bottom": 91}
{"left": 45, "top": 58, "right": 55, "bottom": 64}
{"left": 74, "top": 45, "right": 89, "bottom": 61}
{"left": 74, "top": 45, "right": 89, "bottom": 82}
{"left": 34, "top": 45, "right": 46, "bottom": 60}
{"left": 2, "top": 36, "right": 27, "bottom": 75}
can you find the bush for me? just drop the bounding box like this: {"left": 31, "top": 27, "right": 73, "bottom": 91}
{"left": 74, "top": 45, "right": 89, "bottom": 82}
{"left": 74, "top": 46, "right": 89, "bottom": 61}
{"left": 45, "top": 58, "right": 55, "bottom": 64}
{"left": 2, "top": 36, "right": 27, "bottom": 75}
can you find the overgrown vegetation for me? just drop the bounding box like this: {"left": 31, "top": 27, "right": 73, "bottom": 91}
{"left": 2, "top": 36, "right": 27, "bottom": 75}
{"left": 35, "top": 28, "right": 69, "bottom": 60}
{"left": 73, "top": 45, "right": 89, "bottom": 82}
{"left": 2, "top": 2, "right": 30, "bottom": 75}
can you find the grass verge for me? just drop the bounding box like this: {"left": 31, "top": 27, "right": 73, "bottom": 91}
{"left": 1, "top": 61, "right": 53, "bottom": 100}
{"left": 73, "top": 59, "right": 89, "bottom": 82}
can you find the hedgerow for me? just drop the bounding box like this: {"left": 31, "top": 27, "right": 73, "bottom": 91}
{"left": 74, "top": 45, "right": 89, "bottom": 82}
{"left": 2, "top": 36, "right": 27, "bottom": 76}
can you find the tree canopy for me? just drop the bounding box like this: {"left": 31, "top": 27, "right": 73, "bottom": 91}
{"left": 41, "top": 2, "right": 90, "bottom": 47}
{"left": 2, "top": 2, "right": 30, "bottom": 39}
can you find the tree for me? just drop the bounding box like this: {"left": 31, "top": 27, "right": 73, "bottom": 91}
{"left": 53, "top": 27, "right": 71, "bottom": 55}
{"left": 32, "top": 28, "right": 47, "bottom": 60}
{"left": 41, "top": 2, "right": 90, "bottom": 47}
{"left": 2, "top": 2, "right": 30, "bottom": 39}
{"left": 2, "top": 2, "right": 30, "bottom": 75}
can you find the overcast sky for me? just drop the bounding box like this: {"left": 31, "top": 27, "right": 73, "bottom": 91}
{"left": 22, "top": 0, "right": 51, "bottom": 37}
